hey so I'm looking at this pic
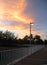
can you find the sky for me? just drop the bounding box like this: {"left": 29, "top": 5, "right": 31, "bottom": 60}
{"left": 0, "top": 0, "right": 47, "bottom": 39}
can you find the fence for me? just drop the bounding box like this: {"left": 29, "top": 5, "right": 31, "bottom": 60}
{"left": 0, "top": 45, "right": 45, "bottom": 65}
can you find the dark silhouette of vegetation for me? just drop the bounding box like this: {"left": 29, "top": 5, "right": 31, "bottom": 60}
{"left": 34, "top": 35, "right": 44, "bottom": 45}
{"left": 23, "top": 35, "right": 29, "bottom": 44}
{"left": 44, "top": 40, "right": 47, "bottom": 45}
{"left": 0, "top": 31, "right": 18, "bottom": 47}
{"left": 0, "top": 30, "right": 46, "bottom": 47}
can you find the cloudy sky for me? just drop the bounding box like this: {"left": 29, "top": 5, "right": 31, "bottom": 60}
{"left": 0, "top": 0, "right": 47, "bottom": 39}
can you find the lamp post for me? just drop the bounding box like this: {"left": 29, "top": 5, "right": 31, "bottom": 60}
{"left": 30, "top": 22, "right": 34, "bottom": 46}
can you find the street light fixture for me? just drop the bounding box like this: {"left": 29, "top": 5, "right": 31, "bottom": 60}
{"left": 30, "top": 22, "right": 34, "bottom": 46}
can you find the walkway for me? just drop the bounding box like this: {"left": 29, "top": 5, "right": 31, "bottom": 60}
{"left": 14, "top": 46, "right": 47, "bottom": 65}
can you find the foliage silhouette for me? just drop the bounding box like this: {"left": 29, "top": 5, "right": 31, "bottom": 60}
{"left": 0, "top": 30, "right": 45, "bottom": 47}
{"left": 44, "top": 40, "right": 47, "bottom": 45}
{"left": 34, "top": 35, "right": 43, "bottom": 44}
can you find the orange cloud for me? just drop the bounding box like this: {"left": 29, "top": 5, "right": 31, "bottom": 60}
{"left": 32, "top": 31, "right": 42, "bottom": 37}
{"left": 0, "top": 20, "right": 42, "bottom": 38}
{"left": 0, "top": 0, "right": 34, "bottom": 24}
{"left": 0, "top": 21, "right": 7, "bottom": 30}
{"left": 0, "top": 21, "right": 5, "bottom": 27}
{"left": 0, "top": 0, "right": 42, "bottom": 38}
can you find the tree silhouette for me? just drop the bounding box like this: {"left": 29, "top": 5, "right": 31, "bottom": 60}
{"left": 0, "top": 31, "right": 3, "bottom": 39}
{"left": 34, "top": 35, "right": 43, "bottom": 44}
{"left": 0, "top": 30, "right": 44, "bottom": 47}
{"left": 23, "top": 35, "right": 29, "bottom": 40}
{"left": 0, "top": 31, "right": 4, "bottom": 45}
{"left": 34, "top": 35, "right": 40, "bottom": 39}
{"left": 0, "top": 30, "right": 18, "bottom": 46}
{"left": 30, "top": 34, "right": 33, "bottom": 39}
{"left": 3, "top": 30, "right": 15, "bottom": 40}
{"left": 23, "top": 35, "right": 29, "bottom": 44}
{"left": 44, "top": 40, "right": 47, "bottom": 45}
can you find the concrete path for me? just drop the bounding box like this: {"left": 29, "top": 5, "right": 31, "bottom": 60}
{"left": 14, "top": 46, "right": 47, "bottom": 65}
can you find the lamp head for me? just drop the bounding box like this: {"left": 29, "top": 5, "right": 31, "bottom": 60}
{"left": 30, "top": 22, "right": 34, "bottom": 25}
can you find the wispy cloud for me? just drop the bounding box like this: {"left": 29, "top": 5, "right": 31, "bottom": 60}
{"left": 0, "top": 0, "right": 43, "bottom": 38}
{"left": 0, "top": 0, "right": 34, "bottom": 24}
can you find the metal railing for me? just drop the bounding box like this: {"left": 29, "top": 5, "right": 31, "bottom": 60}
{"left": 0, "top": 45, "right": 45, "bottom": 65}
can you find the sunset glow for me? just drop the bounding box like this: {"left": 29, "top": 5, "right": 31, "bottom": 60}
{"left": 0, "top": 0, "right": 47, "bottom": 39}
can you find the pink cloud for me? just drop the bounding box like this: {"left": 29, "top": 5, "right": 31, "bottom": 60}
{"left": 0, "top": 0, "right": 43, "bottom": 38}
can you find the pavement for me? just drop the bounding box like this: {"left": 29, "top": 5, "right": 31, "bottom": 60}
{"left": 14, "top": 46, "right": 47, "bottom": 65}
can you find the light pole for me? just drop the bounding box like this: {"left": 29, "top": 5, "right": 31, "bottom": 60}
{"left": 30, "top": 22, "right": 34, "bottom": 46}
